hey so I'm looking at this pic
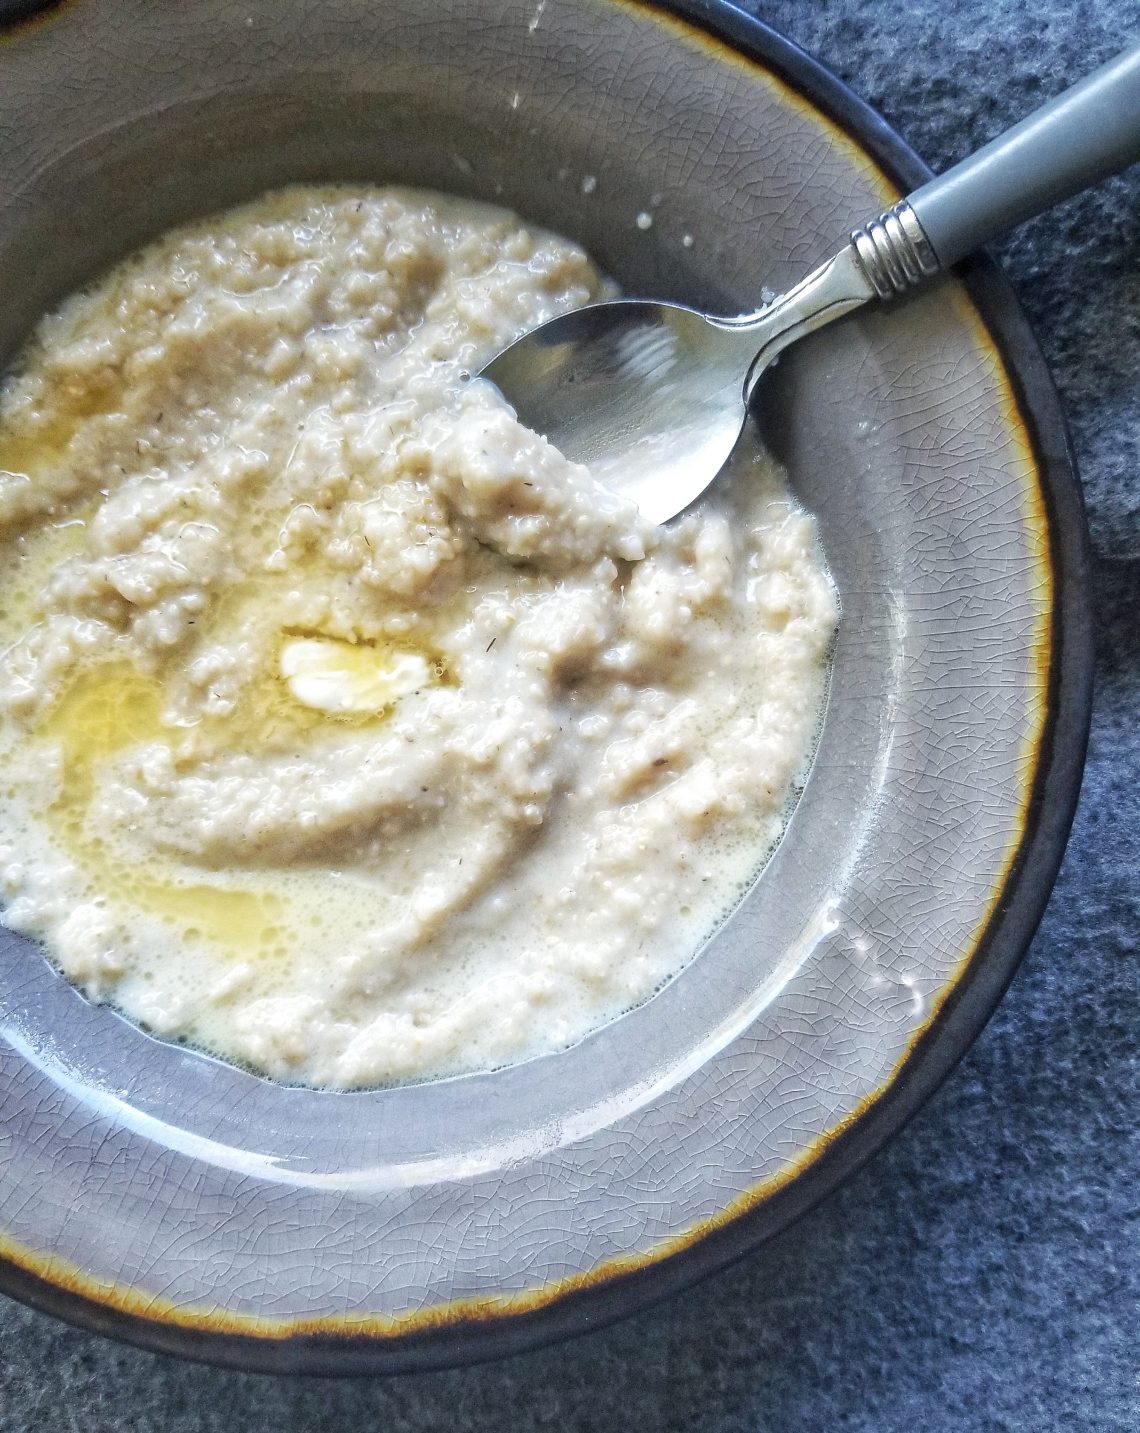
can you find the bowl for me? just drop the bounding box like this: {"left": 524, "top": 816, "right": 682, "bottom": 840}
{"left": 0, "top": 0, "right": 1092, "bottom": 1373}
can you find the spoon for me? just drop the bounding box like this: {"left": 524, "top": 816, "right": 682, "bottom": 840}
{"left": 482, "top": 41, "right": 1140, "bottom": 525}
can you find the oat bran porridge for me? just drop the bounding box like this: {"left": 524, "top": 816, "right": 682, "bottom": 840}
{"left": 0, "top": 185, "right": 837, "bottom": 1088}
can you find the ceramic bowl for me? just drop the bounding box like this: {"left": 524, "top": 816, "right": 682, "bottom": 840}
{"left": 0, "top": 0, "right": 1091, "bottom": 1373}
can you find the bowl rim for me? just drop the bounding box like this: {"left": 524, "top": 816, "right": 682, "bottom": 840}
{"left": 0, "top": 0, "right": 1094, "bottom": 1374}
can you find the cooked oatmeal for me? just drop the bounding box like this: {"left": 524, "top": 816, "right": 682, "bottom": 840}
{"left": 0, "top": 186, "right": 837, "bottom": 1087}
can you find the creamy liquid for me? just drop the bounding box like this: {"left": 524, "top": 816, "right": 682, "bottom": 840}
{"left": 0, "top": 186, "right": 837, "bottom": 1087}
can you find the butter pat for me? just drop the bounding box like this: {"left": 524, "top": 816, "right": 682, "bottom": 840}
{"left": 279, "top": 637, "right": 432, "bottom": 715}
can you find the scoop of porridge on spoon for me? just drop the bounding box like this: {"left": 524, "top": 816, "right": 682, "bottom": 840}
{"left": 482, "top": 42, "right": 1140, "bottom": 525}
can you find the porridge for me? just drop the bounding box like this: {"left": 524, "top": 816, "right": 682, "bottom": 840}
{"left": 0, "top": 186, "right": 837, "bottom": 1088}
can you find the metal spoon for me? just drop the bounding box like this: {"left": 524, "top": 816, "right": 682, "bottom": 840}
{"left": 482, "top": 42, "right": 1140, "bottom": 525}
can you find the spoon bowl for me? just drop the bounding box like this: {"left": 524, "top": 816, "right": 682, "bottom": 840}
{"left": 481, "top": 300, "right": 759, "bottom": 524}
{"left": 484, "top": 42, "right": 1140, "bottom": 524}
{"left": 481, "top": 239, "right": 879, "bottom": 521}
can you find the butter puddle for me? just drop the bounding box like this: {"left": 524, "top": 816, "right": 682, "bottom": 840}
{"left": 15, "top": 557, "right": 439, "bottom": 972}
{"left": 0, "top": 438, "right": 450, "bottom": 1023}
{"left": 0, "top": 379, "right": 116, "bottom": 480}
{"left": 37, "top": 663, "right": 289, "bottom": 965}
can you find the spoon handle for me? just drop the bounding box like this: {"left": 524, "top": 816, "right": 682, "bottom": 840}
{"left": 906, "top": 39, "right": 1140, "bottom": 268}
{"left": 855, "top": 40, "right": 1140, "bottom": 295}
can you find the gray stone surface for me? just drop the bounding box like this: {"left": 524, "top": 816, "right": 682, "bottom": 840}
{"left": 1, "top": 1, "right": 1136, "bottom": 1429}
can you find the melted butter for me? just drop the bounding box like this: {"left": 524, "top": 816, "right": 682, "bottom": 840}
{"left": 0, "top": 514, "right": 88, "bottom": 631}
{"left": 0, "top": 468, "right": 442, "bottom": 988}
{"left": 36, "top": 663, "right": 287, "bottom": 963}
{"left": 280, "top": 635, "right": 434, "bottom": 714}
{"left": 201, "top": 650, "right": 333, "bottom": 754}
{"left": 0, "top": 373, "right": 119, "bottom": 480}
{"left": 22, "top": 618, "right": 438, "bottom": 967}
{"left": 41, "top": 663, "right": 164, "bottom": 806}
{"left": 186, "top": 572, "right": 447, "bottom": 745}
{"left": 179, "top": 639, "right": 411, "bottom": 757}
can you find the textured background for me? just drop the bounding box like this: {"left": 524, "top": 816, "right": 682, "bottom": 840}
{"left": 1, "top": 1, "right": 1136, "bottom": 1429}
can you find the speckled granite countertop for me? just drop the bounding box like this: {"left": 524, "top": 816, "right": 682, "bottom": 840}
{"left": 1, "top": 2, "right": 1136, "bottom": 1429}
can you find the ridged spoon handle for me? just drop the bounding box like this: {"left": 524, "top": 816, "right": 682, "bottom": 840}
{"left": 742, "top": 40, "right": 1140, "bottom": 397}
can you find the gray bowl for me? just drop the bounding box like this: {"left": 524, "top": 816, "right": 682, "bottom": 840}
{"left": 0, "top": 0, "right": 1091, "bottom": 1373}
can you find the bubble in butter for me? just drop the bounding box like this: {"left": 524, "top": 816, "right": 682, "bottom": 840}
{"left": 279, "top": 636, "right": 434, "bottom": 714}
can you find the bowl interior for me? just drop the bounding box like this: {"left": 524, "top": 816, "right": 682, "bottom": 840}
{"left": 0, "top": 13, "right": 902, "bottom": 1153}
{"left": 0, "top": 0, "right": 1053, "bottom": 1367}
